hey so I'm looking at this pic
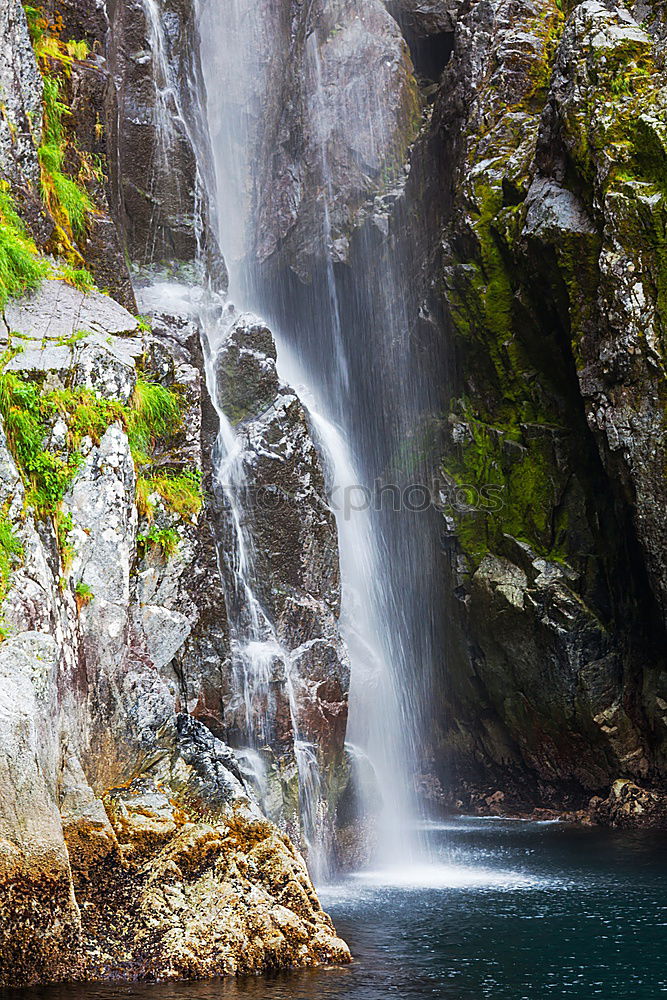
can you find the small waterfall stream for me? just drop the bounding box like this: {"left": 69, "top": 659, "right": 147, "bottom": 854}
{"left": 196, "top": 298, "right": 332, "bottom": 881}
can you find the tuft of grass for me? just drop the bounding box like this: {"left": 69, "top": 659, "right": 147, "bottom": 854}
{"left": 137, "top": 525, "right": 180, "bottom": 562}
{"left": 39, "top": 74, "right": 94, "bottom": 248}
{"left": 0, "top": 184, "right": 48, "bottom": 310}
{"left": 136, "top": 475, "right": 156, "bottom": 519}
{"left": 138, "top": 469, "right": 203, "bottom": 522}
{"left": 0, "top": 511, "right": 23, "bottom": 603}
{"left": 74, "top": 580, "right": 93, "bottom": 608}
{"left": 54, "top": 508, "right": 75, "bottom": 572}
{"left": 61, "top": 265, "right": 95, "bottom": 291}
{"left": 0, "top": 510, "right": 23, "bottom": 640}
{"left": 128, "top": 379, "right": 182, "bottom": 460}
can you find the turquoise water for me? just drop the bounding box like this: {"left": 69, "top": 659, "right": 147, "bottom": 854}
{"left": 5, "top": 818, "right": 667, "bottom": 999}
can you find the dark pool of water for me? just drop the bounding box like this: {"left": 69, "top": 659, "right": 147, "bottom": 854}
{"left": 5, "top": 818, "right": 667, "bottom": 999}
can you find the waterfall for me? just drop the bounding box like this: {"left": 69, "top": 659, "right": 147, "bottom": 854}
{"left": 190, "top": 0, "right": 445, "bottom": 869}
{"left": 194, "top": 298, "right": 332, "bottom": 882}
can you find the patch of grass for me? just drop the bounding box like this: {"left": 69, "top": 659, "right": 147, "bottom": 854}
{"left": 128, "top": 379, "right": 182, "bottom": 460}
{"left": 0, "top": 510, "right": 23, "bottom": 640}
{"left": 136, "top": 475, "right": 156, "bottom": 519}
{"left": 49, "top": 387, "right": 125, "bottom": 448}
{"left": 138, "top": 469, "right": 203, "bottom": 522}
{"left": 0, "top": 512, "right": 23, "bottom": 603}
{"left": 74, "top": 580, "right": 93, "bottom": 608}
{"left": 61, "top": 265, "right": 95, "bottom": 291}
{"left": 0, "top": 372, "right": 82, "bottom": 515}
{"left": 39, "top": 77, "right": 94, "bottom": 243}
{"left": 137, "top": 525, "right": 180, "bottom": 562}
{"left": 54, "top": 508, "right": 75, "bottom": 572}
{"left": 0, "top": 184, "right": 49, "bottom": 310}
{"left": 30, "top": 12, "right": 96, "bottom": 256}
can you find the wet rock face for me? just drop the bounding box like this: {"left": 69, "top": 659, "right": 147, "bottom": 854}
{"left": 423, "top": 0, "right": 667, "bottom": 804}
{"left": 211, "top": 313, "right": 349, "bottom": 760}
{"left": 226, "top": 0, "right": 421, "bottom": 278}
{"left": 105, "top": 0, "right": 205, "bottom": 266}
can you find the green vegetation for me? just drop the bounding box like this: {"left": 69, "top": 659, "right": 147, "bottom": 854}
{"left": 128, "top": 379, "right": 182, "bottom": 463}
{"left": 0, "top": 185, "right": 49, "bottom": 309}
{"left": 55, "top": 509, "right": 75, "bottom": 572}
{"left": 0, "top": 372, "right": 82, "bottom": 515}
{"left": 0, "top": 513, "right": 23, "bottom": 604}
{"left": 0, "top": 371, "right": 186, "bottom": 516}
{"left": 0, "top": 511, "right": 23, "bottom": 639}
{"left": 137, "top": 525, "right": 180, "bottom": 562}
{"left": 24, "top": 5, "right": 99, "bottom": 260}
{"left": 137, "top": 470, "right": 203, "bottom": 522}
{"left": 136, "top": 315, "right": 152, "bottom": 333}
{"left": 74, "top": 580, "right": 93, "bottom": 607}
{"left": 49, "top": 388, "right": 125, "bottom": 448}
{"left": 0, "top": 366, "right": 192, "bottom": 578}
{"left": 443, "top": 402, "right": 566, "bottom": 568}
{"left": 39, "top": 76, "right": 94, "bottom": 247}
{"left": 60, "top": 265, "right": 95, "bottom": 291}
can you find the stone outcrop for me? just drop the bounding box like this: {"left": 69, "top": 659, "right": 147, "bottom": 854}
{"left": 168, "top": 310, "right": 351, "bottom": 850}
{"left": 0, "top": 0, "right": 44, "bottom": 230}
{"left": 411, "top": 0, "right": 667, "bottom": 809}
{"left": 0, "top": 280, "right": 350, "bottom": 986}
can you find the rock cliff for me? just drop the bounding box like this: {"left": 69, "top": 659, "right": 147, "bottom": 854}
{"left": 1, "top": 0, "right": 667, "bottom": 985}
{"left": 409, "top": 0, "right": 667, "bottom": 815}
{"left": 0, "top": 0, "right": 349, "bottom": 986}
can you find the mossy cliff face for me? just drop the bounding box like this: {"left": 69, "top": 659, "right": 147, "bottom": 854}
{"left": 426, "top": 0, "right": 667, "bottom": 809}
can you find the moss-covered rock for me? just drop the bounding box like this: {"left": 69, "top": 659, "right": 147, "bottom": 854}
{"left": 431, "top": 0, "right": 667, "bottom": 803}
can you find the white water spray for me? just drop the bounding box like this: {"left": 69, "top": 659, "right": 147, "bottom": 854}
{"left": 192, "top": 0, "right": 443, "bottom": 871}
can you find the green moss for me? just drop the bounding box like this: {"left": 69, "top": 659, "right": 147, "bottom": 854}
{"left": 475, "top": 186, "right": 514, "bottom": 343}
{"left": 0, "top": 185, "right": 48, "bottom": 309}
{"left": 443, "top": 402, "right": 569, "bottom": 570}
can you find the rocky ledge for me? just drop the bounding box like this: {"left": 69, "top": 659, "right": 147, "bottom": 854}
{"left": 0, "top": 276, "right": 350, "bottom": 988}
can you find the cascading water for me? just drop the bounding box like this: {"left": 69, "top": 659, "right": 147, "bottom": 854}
{"left": 196, "top": 299, "right": 333, "bottom": 882}
{"left": 193, "top": 0, "right": 446, "bottom": 870}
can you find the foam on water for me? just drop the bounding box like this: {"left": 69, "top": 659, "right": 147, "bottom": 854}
{"left": 350, "top": 864, "right": 543, "bottom": 890}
